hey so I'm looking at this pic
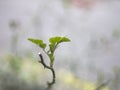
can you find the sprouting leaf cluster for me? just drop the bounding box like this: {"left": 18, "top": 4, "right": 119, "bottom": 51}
{"left": 28, "top": 36, "right": 70, "bottom": 67}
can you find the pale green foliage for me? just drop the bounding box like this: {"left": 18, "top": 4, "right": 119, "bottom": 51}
{"left": 28, "top": 38, "right": 46, "bottom": 49}
{"left": 28, "top": 36, "right": 70, "bottom": 67}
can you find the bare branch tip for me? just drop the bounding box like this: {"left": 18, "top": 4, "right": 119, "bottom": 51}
{"left": 38, "top": 52, "right": 41, "bottom": 55}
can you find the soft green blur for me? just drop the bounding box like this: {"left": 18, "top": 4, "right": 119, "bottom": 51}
{"left": 0, "top": 54, "right": 113, "bottom": 90}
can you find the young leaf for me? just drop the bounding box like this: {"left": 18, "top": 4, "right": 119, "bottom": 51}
{"left": 59, "top": 37, "right": 71, "bottom": 43}
{"left": 49, "top": 36, "right": 61, "bottom": 44}
{"left": 48, "top": 36, "right": 70, "bottom": 54}
{"left": 28, "top": 38, "right": 46, "bottom": 49}
{"left": 49, "top": 36, "right": 70, "bottom": 45}
{"left": 49, "top": 44, "right": 55, "bottom": 53}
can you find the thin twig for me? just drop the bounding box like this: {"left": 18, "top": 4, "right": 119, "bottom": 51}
{"left": 38, "top": 52, "right": 56, "bottom": 89}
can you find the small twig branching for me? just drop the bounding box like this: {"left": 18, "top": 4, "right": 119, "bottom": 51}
{"left": 28, "top": 36, "right": 70, "bottom": 89}
{"left": 38, "top": 52, "right": 55, "bottom": 88}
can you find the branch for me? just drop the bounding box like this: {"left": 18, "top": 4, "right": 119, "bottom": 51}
{"left": 38, "top": 52, "right": 56, "bottom": 88}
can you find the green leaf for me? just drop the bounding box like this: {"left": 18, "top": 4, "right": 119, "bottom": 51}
{"left": 60, "top": 37, "right": 71, "bottom": 43}
{"left": 49, "top": 36, "right": 70, "bottom": 45}
{"left": 49, "top": 36, "right": 61, "bottom": 44}
{"left": 49, "top": 44, "right": 55, "bottom": 53}
{"left": 28, "top": 38, "right": 46, "bottom": 49}
{"left": 49, "top": 36, "right": 70, "bottom": 54}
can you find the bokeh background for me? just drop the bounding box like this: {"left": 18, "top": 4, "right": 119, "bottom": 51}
{"left": 0, "top": 0, "right": 120, "bottom": 90}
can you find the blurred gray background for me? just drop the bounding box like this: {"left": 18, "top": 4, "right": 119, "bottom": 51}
{"left": 0, "top": 0, "right": 120, "bottom": 88}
